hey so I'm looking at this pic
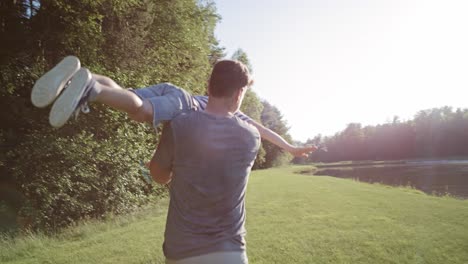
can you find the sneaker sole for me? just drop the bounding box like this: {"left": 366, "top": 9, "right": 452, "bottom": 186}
{"left": 49, "top": 68, "right": 91, "bottom": 128}
{"left": 31, "top": 56, "right": 81, "bottom": 108}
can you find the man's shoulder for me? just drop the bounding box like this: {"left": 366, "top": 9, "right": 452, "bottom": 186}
{"left": 172, "top": 112, "right": 256, "bottom": 133}
{"left": 231, "top": 116, "right": 261, "bottom": 152}
{"left": 233, "top": 116, "right": 259, "bottom": 135}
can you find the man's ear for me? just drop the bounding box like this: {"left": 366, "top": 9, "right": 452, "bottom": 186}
{"left": 207, "top": 83, "right": 212, "bottom": 96}
{"left": 236, "top": 86, "right": 247, "bottom": 101}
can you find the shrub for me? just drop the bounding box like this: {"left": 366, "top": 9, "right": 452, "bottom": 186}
{"left": 8, "top": 110, "right": 161, "bottom": 231}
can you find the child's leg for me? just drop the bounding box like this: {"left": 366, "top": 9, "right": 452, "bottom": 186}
{"left": 48, "top": 69, "right": 153, "bottom": 127}
{"left": 91, "top": 74, "right": 153, "bottom": 123}
{"left": 93, "top": 73, "right": 116, "bottom": 87}
{"left": 95, "top": 81, "right": 195, "bottom": 127}
{"left": 47, "top": 65, "right": 192, "bottom": 128}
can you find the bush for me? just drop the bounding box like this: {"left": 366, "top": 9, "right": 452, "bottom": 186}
{"left": 8, "top": 109, "right": 161, "bottom": 231}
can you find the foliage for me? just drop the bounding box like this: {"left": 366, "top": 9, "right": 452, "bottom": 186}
{"left": 1, "top": 0, "right": 291, "bottom": 231}
{"left": 241, "top": 89, "right": 267, "bottom": 168}
{"left": 259, "top": 101, "right": 293, "bottom": 168}
{"left": 302, "top": 106, "right": 468, "bottom": 162}
{"left": 231, "top": 48, "right": 253, "bottom": 73}
{"left": 231, "top": 49, "right": 294, "bottom": 168}
{"left": 9, "top": 117, "right": 158, "bottom": 230}
{"left": 0, "top": 0, "right": 221, "bottom": 231}
{"left": 230, "top": 49, "right": 268, "bottom": 168}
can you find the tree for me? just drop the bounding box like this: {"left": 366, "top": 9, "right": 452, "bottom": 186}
{"left": 260, "top": 101, "right": 293, "bottom": 168}
{"left": 299, "top": 106, "right": 468, "bottom": 162}
{"left": 230, "top": 49, "right": 267, "bottom": 168}
{"left": 1, "top": 0, "right": 223, "bottom": 231}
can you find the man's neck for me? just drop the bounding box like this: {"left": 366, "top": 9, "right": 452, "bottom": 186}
{"left": 205, "top": 97, "right": 237, "bottom": 117}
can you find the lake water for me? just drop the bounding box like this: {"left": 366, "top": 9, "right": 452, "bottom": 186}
{"left": 310, "top": 160, "right": 468, "bottom": 199}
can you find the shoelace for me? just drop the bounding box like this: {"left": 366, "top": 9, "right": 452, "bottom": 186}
{"left": 73, "top": 101, "right": 90, "bottom": 120}
{"left": 59, "top": 79, "right": 85, "bottom": 121}
{"left": 73, "top": 87, "right": 91, "bottom": 120}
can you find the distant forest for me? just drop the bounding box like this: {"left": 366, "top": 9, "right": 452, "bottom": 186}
{"left": 298, "top": 106, "right": 468, "bottom": 163}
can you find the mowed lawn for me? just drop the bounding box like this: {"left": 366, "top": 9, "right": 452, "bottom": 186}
{"left": 2, "top": 166, "right": 468, "bottom": 263}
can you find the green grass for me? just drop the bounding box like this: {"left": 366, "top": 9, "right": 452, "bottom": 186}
{"left": 2, "top": 166, "right": 468, "bottom": 263}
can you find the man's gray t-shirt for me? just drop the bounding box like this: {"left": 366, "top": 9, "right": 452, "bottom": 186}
{"left": 154, "top": 110, "right": 260, "bottom": 260}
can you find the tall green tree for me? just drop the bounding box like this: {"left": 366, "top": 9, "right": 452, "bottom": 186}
{"left": 230, "top": 49, "right": 266, "bottom": 168}
{"left": 299, "top": 106, "right": 468, "bottom": 163}
{"left": 231, "top": 48, "right": 253, "bottom": 72}
{"left": 1, "top": 0, "right": 223, "bottom": 231}
{"left": 260, "top": 101, "right": 293, "bottom": 168}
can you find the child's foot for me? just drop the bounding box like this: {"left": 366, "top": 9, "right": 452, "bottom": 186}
{"left": 31, "top": 56, "right": 81, "bottom": 108}
{"left": 49, "top": 68, "right": 95, "bottom": 128}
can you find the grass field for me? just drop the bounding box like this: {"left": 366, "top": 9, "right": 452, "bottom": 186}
{"left": 1, "top": 166, "right": 468, "bottom": 263}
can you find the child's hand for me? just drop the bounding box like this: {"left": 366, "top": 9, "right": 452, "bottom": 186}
{"left": 288, "top": 145, "right": 318, "bottom": 158}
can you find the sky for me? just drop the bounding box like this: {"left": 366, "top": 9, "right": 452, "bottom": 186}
{"left": 213, "top": 0, "right": 468, "bottom": 142}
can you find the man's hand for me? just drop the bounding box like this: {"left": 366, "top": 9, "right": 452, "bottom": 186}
{"left": 287, "top": 145, "right": 318, "bottom": 158}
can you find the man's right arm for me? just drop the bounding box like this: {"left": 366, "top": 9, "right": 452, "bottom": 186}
{"left": 149, "top": 153, "right": 172, "bottom": 184}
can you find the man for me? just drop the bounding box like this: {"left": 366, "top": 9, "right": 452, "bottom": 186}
{"left": 149, "top": 60, "right": 259, "bottom": 263}
{"left": 31, "top": 57, "right": 299, "bottom": 262}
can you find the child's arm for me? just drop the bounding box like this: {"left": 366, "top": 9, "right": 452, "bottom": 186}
{"left": 248, "top": 120, "right": 317, "bottom": 157}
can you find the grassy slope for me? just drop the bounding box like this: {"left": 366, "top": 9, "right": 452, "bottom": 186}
{"left": 247, "top": 166, "right": 468, "bottom": 263}
{"left": 2, "top": 166, "right": 468, "bottom": 264}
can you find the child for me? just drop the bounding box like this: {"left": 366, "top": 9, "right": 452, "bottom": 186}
{"left": 31, "top": 56, "right": 316, "bottom": 157}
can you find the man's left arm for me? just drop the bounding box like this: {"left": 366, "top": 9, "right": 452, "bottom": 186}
{"left": 149, "top": 123, "right": 174, "bottom": 184}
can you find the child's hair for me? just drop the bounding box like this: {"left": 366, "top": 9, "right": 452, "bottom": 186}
{"left": 208, "top": 60, "right": 254, "bottom": 98}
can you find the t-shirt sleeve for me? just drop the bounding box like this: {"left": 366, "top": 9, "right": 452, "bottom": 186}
{"left": 154, "top": 123, "right": 175, "bottom": 170}
{"left": 234, "top": 111, "right": 253, "bottom": 122}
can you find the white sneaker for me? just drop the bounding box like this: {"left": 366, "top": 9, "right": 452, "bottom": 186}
{"left": 31, "top": 56, "right": 81, "bottom": 108}
{"left": 49, "top": 68, "right": 93, "bottom": 128}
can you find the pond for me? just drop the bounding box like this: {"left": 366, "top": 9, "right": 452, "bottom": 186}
{"left": 309, "top": 160, "right": 468, "bottom": 199}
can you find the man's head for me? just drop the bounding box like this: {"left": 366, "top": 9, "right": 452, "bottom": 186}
{"left": 208, "top": 60, "right": 253, "bottom": 99}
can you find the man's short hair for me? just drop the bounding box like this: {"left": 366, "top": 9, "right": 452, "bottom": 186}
{"left": 208, "top": 60, "right": 254, "bottom": 98}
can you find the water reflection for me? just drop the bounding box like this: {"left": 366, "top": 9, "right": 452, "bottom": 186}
{"left": 311, "top": 160, "right": 468, "bottom": 199}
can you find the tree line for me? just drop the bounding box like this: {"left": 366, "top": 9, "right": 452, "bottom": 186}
{"left": 0, "top": 0, "right": 291, "bottom": 231}
{"left": 296, "top": 107, "right": 468, "bottom": 163}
